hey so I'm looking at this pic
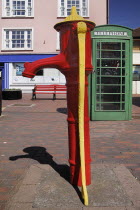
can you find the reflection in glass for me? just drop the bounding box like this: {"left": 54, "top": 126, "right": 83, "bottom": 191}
{"left": 122, "top": 60, "right": 125, "bottom": 67}
{"left": 122, "top": 68, "right": 125, "bottom": 76}
{"left": 122, "top": 103, "right": 125, "bottom": 110}
{"left": 96, "top": 85, "right": 122, "bottom": 94}
{"left": 97, "top": 76, "right": 100, "bottom": 84}
{"left": 100, "top": 77, "right": 121, "bottom": 84}
{"left": 101, "top": 42, "right": 121, "bottom": 50}
{"left": 98, "top": 59, "right": 121, "bottom": 68}
{"left": 97, "top": 68, "right": 100, "bottom": 75}
{"left": 122, "top": 77, "right": 125, "bottom": 84}
{"left": 97, "top": 68, "right": 121, "bottom": 76}
{"left": 95, "top": 41, "right": 126, "bottom": 111}
{"left": 122, "top": 85, "right": 125, "bottom": 93}
{"left": 122, "top": 43, "right": 125, "bottom": 50}
{"left": 96, "top": 103, "right": 121, "bottom": 110}
{"left": 122, "top": 51, "right": 125, "bottom": 58}
{"left": 101, "top": 51, "right": 121, "bottom": 58}
{"left": 97, "top": 42, "right": 100, "bottom": 49}
{"left": 97, "top": 51, "right": 100, "bottom": 58}
{"left": 96, "top": 94, "right": 121, "bottom": 102}
{"left": 122, "top": 94, "right": 125, "bottom": 101}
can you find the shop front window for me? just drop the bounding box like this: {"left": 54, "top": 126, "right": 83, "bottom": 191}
{"left": 15, "top": 63, "right": 24, "bottom": 76}
{"left": 14, "top": 63, "right": 43, "bottom": 76}
{"left": 133, "top": 65, "right": 140, "bottom": 81}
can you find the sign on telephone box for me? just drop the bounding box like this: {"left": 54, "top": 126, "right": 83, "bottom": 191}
{"left": 89, "top": 25, "right": 132, "bottom": 121}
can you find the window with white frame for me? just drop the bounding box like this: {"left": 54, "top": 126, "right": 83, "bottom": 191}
{"left": 2, "top": 0, "right": 33, "bottom": 17}
{"left": 3, "top": 29, "right": 32, "bottom": 50}
{"left": 58, "top": 0, "right": 88, "bottom": 17}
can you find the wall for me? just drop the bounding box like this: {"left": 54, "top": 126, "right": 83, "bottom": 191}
{"left": 0, "top": 0, "right": 107, "bottom": 54}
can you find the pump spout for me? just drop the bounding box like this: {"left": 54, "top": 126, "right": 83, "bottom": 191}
{"left": 22, "top": 53, "right": 69, "bottom": 78}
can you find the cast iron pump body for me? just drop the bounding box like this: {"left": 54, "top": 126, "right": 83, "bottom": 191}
{"left": 23, "top": 7, "right": 95, "bottom": 187}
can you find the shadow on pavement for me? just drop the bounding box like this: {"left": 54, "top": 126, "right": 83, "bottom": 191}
{"left": 9, "top": 146, "right": 83, "bottom": 203}
{"left": 132, "top": 97, "right": 140, "bottom": 107}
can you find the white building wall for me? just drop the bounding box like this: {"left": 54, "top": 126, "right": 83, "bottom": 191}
{"left": 133, "top": 52, "right": 140, "bottom": 94}
{"left": 133, "top": 52, "right": 140, "bottom": 64}
{"left": 9, "top": 63, "right": 66, "bottom": 93}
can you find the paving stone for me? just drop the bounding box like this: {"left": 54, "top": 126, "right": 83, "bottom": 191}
{"left": 11, "top": 185, "right": 36, "bottom": 203}
{"left": 1, "top": 94, "right": 140, "bottom": 208}
{"left": 6, "top": 164, "right": 140, "bottom": 209}
{"left": 7, "top": 203, "right": 33, "bottom": 210}
{"left": 83, "top": 208, "right": 127, "bottom": 210}
{"left": 113, "top": 165, "right": 140, "bottom": 207}
{"left": 22, "top": 164, "right": 43, "bottom": 185}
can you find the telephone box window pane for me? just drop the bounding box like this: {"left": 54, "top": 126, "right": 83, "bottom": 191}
{"left": 122, "top": 78, "right": 125, "bottom": 84}
{"left": 99, "top": 68, "right": 121, "bottom": 76}
{"left": 97, "top": 51, "right": 100, "bottom": 58}
{"left": 122, "top": 51, "right": 125, "bottom": 58}
{"left": 96, "top": 85, "right": 121, "bottom": 94}
{"left": 122, "top": 43, "right": 125, "bottom": 50}
{"left": 97, "top": 77, "right": 100, "bottom": 84}
{"left": 122, "top": 94, "right": 125, "bottom": 101}
{"left": 101, "top": 77, "right": 121, "bottom": 84}
{"left": 122, "top": 60, "right": 125, "bottom": 67}
{"left": 122, "top": 86, "right": 125, "bottom": 93}
{"left": 96, "top": 85, "right": 101, "bottom": 93}
{"left": 122, "top": 103, "right": 125, "bottom": 110}
{"left": 96, "top": 68, "right": 100, "bottom": 75}
{"left": 122, "top": 68, "right": 125, "bottom": 76}
{"left": 97, "top": 59, "right": 100, "bottom": 67}
{"left": 97, "top": 42, "right": 100, "bottom": 49}
{"left": 96, "top": 94, "right": 121, "bottom": 102}
{"left": 96, "top": 103, "right": 121, "bottom": 110}
{"left": 101, "top": 42, "right": 121, "bottom": 50}
{"left": 101, "top": 51, "right": 121, "bottom": 59}
{"left": 100, "top": 60, "right": 121, "bottom": 67}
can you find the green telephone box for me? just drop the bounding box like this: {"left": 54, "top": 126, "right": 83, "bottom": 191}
{"left": 89, "top": 25, "right": 132, "bottom": 120}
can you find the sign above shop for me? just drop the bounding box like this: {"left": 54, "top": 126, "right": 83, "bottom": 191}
{"left": 94, "top": 31, "right": 128, "bottom": 36}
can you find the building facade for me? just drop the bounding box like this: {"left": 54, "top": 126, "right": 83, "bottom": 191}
{"left": 0, "top": 0, "right": 108, "bottom": 92}
{"left": 132, "top": 28, "right": 140, "bottom": 94}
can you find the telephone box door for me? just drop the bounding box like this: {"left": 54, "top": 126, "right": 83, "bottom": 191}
{"left": 90, "top": 39, "right": 132, "bottom": 120}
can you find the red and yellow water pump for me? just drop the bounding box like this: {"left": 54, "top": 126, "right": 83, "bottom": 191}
{"left": 22, "top": 7, "right": 95, "bottom": 205}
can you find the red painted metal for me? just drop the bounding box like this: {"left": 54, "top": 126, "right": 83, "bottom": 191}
{"left": 22, "top": 20, "right": 95, "bottom": 186}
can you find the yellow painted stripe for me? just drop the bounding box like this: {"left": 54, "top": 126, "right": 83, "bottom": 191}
{"left": 77, "top": 21, "right": 88, "bottom": 206}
